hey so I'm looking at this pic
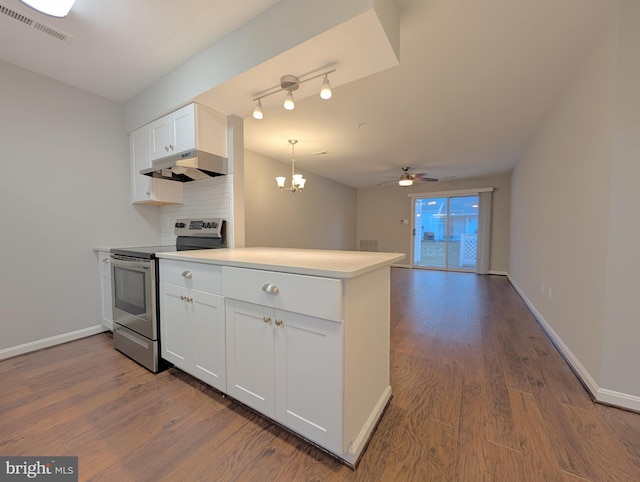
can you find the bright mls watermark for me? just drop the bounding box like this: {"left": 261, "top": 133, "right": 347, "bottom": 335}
{"left": 0, "top": 457, "right": 77, "bottom": 481}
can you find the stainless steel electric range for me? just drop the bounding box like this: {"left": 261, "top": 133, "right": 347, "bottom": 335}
{"left": 110, "top": 218, "right": 226, "bottom": 372}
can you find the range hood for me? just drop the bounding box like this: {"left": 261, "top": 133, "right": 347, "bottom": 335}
{"left": 140, "top": 149, "right": 228, "bottom": 182}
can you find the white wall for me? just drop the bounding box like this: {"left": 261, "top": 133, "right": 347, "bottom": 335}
{"left": 244, "top": 150, "right": 357, "bottom": 250}
{"left": 510, "top": 3, "right": 640, "bottom": 407}
{"left": 0, "top": 61, "right": 161, "bottom": 355}
{"left": 601, "top": 0, "right": 640, "bottom": 399}
{"left": 357, "top": 172, "right": 511, "bottom": 272}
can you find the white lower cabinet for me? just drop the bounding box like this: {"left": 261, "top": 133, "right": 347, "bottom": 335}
{"left": 97, "top": 251, "right": 113, "bottom": 331}
{"left": 225, "top": 298, "right": 342, "bottom": 452}
{"left": 158, "top": 260, "right": 392, "bottom": 466}
{"left": 159, "top": 262, "right": 225, "bottom": 392}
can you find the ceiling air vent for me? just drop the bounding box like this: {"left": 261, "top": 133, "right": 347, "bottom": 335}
{"left": 0, "top": 3, "right": 73, "bottom": 42}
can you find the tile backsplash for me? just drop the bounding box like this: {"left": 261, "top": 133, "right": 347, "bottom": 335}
{"left": 160, "top": 175, "right": 234, "bottom": 245}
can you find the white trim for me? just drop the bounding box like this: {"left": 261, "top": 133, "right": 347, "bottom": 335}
{"left": 0, "top": 325, "right": 108, "bottom": 361}
{"left": 408, "top": 187, "right": 494, "bottom": 198}
{"left": 345, "top": 385, "right": 391, "bottom": 465}
{"left": 508, "top": 275, "right": 640, "bottom": 412}
{"left": 488, "top": 270, "right": 508, "bottom": 276}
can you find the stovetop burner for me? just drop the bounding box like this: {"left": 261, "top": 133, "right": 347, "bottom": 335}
{"left": 110, "top": 218, "right": 226, "bottom": 259}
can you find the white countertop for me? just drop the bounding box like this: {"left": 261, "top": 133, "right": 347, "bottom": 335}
{"left": 157, "top": 247, "right": 405, "bottom": 279}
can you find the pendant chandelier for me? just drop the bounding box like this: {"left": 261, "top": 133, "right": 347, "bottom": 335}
{"left": 276, "top": 139, "right": 306, "bottom": 193}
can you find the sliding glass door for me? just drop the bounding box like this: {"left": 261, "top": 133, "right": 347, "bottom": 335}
{"left": 413, "top": 195, "right": 479, "bottom": 271}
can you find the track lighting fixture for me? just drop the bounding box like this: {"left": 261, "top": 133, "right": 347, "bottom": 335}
{"left": 252, "top": 68, "right": 336, "bottom": 120}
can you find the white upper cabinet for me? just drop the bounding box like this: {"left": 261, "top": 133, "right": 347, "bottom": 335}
{"left": 130, "top": 125, "right": 183, "bottom": 205}
{"left": 129, "top": 102, "right": 227, "bottom": 205}
{"left": 150, "top": 103, "right": 226, "bottom": 161}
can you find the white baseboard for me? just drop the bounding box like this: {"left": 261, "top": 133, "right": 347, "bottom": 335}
{"left": 390, "top": 265, "right": 508, "bottom": 275}
{"left": 346, "top": 385, "right": 392, "bottom": 466}
{"left": 0, "top": 325, "right": 108, "bottom": 361}
{"left": 507, "top": 276, "right": 640, "bottom": 412}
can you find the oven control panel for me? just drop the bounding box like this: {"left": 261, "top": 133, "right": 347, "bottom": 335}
{"left": 174, "top": 218, "right": 224, "bottom": 238}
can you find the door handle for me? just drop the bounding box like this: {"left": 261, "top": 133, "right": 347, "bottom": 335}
{"left": 181, "top": 271, "right": 193, "bottom": 279}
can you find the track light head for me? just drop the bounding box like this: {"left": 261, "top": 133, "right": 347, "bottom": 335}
{"left": 320, "top": 75, "right": 332, "bottom": 100}
{"left": 253, "top": 99, "right": 263, "bottom": 120}
{"left": 283, "top": 91, "right": 295, "bottom": 110}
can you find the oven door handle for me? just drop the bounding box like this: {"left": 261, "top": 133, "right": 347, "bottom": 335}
{"left": 111, "top": 257, "right": 151, "bottom": 271}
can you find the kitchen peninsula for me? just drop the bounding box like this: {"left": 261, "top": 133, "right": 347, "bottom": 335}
{"left": 156, "top": 247, "right": 404, "bottom": 467}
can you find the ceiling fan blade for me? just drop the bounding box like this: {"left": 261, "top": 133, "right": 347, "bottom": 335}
{"left": 414, "top": 173, "right": 438, "bottom": 182}
{"left": 377, "top": 179, "right": 398, "bottom": 186}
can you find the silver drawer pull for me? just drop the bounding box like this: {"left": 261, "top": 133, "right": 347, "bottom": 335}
{"left": 262, "top": 283, "right": 279, "bottom": 294}
{"left": 275, "top": 319, "right": 283, "bottom": 327}
{"left": 182, "top": 271, "right": 193, "bottom": 279}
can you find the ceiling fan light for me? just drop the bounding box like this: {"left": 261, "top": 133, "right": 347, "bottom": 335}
{"left": 19, "top": 0, "right": 76, "bottom": 17}
{"left": 399, "top": 179, "right": 413, "bottom": 187}
{"left": 283, "top": 91, "right": 295, "bottom": 110}
{"left": 253, "top": 99, "right": 263, "bottom": 120}
{"left": 320, "top": 75, "right": 332, "bottom": 100}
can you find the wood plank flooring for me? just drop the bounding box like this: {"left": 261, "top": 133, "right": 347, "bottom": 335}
{"left": 2, "top": 269, "right": 639, "bottom": 481}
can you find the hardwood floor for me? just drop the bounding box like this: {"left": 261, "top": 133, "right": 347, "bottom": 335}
{"left": 2, "top": 269, "right": 639, "bottom": 481}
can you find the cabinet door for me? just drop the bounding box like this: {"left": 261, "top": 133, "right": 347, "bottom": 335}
{"left": 172, "top": 104, "right": 196, "bottom": 154}
{"left": 225, "top": 299, "right": 275, "bottom": 417}
{"left": 160, "top": 282, "right": 190, "bottom": 368}
{"left": 150, "top": 114, "right": 172, "bottom": 160}
{"left": 274, "top": 310, "right": 343, "bottom": 452}
{"left": 130, "top": 126, "right": 153, "bottom": 203}
{"left": 191, "top": 289, "right": 226, "bottom": 392}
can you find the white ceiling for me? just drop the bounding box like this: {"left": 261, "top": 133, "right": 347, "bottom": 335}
{"left": 0, "top": 0, "right": 616, "bottom": 188}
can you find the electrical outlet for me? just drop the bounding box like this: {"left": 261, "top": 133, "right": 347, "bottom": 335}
{"left": 548, "top": 287, "right": 552, "bottom": 300}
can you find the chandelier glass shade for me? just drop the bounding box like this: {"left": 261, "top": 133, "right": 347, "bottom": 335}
{"left": 253, "top": 69, "right": 335, "bottom": 120}
{"left": 277, "top": 139, "right": 306, "bottom": 193}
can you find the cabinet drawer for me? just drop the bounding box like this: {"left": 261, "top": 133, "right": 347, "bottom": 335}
{"left": 223, "top": 267, "right": 342, "bottom": 322}
{"left": 160, "top": 260, "right": 222, "bottom": 294}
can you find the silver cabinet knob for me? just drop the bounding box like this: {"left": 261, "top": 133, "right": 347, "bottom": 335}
{"left": 102, "top": 258, "right": 109, "bottom": 263}
{"left": 263, "top": 316, "right": 272, "bottom": 324}
{"left": 275, "top": 319, "right": 283, "bottom": 326}
{"left": 262, "top": 284, "right": 279, "bottom": 294}
{"left": 182, "top": 271, "right": 193, "bottom": 279}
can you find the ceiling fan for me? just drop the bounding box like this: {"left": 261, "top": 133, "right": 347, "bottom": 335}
{"left": 378, "top": 166, "right": 438, "bottom": 186}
